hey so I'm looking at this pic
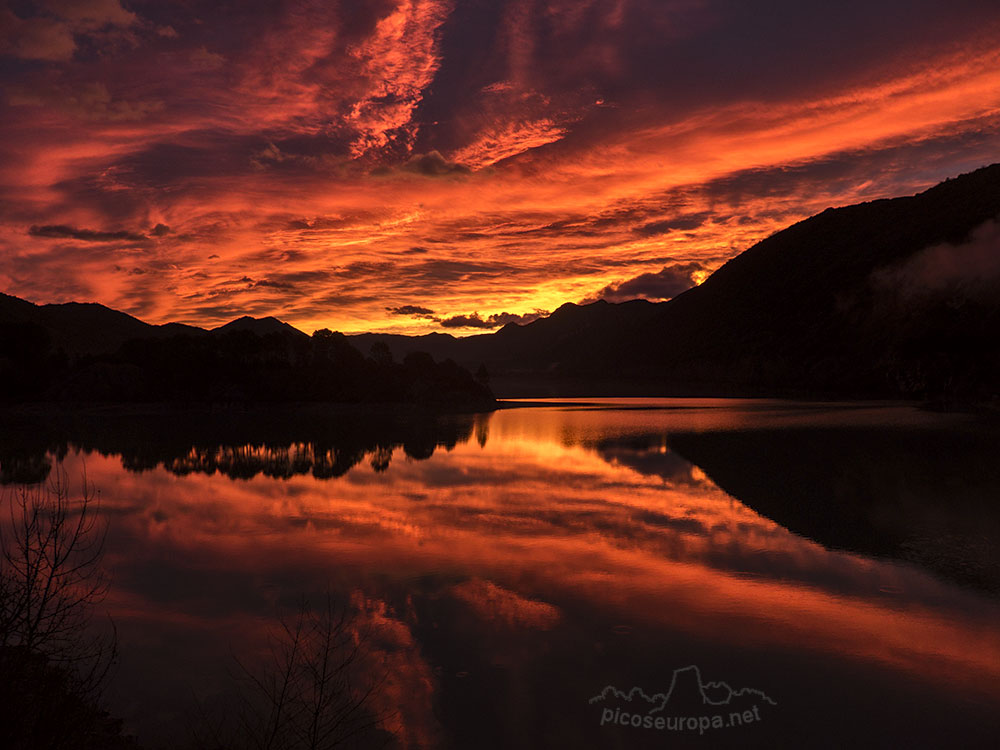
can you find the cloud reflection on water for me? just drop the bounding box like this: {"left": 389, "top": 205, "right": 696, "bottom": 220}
{"left": 23, "top": 402, "right": 1000, "bottom": 746}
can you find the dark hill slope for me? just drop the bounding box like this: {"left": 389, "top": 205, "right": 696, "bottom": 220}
{"left": 632, "top": 163, "right": 1000, "bottom": 398}
{"left": 0, "top": 296, "right": 315, "bottom": 357}
{"left": 347, "top": 331, "right": 466, "bottom": 364}
{"left": 355, "top": 164, "right": 1000, "bottom": 399}
{"left": 350, "top": 299, "right": 664, "bottom": 374}
{"left": 0, "top": 294, "right": 206, "bottom": 356}
{"left": 212, "top": 316, "right": 308, "bottom": 340}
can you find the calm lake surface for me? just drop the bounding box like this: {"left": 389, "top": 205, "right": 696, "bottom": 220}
{"left": 5, "top": 399, "right": 1000, "bottom": 748}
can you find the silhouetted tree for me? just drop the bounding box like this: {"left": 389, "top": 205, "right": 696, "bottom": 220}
{"left": 13, "top": 324, "right": 493, "bottom": 407}
{"left": 0, "top": 472, "right": 126, "bottom": 749}
{"left": 189, "top": 595, "right": 390, "bottom": 750}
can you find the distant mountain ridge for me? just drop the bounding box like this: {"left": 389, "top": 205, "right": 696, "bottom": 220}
{"left": 212, "top": 316, "right": 308, "bottom": 339}
{"left": 0, "top": 293, "right": 298, "bottom": 356}
{"left": 3, "top": 162, "right": 999, "bottom": 401}
{"left": 1, "top": 293, "right": 197, "bottom": 356}
{"left": 348, "top": 298, "right": 665, "bottom": 376}
{"left": 0, "top": 297, "right": 493, "bottom": 406}
{"left": 354, "top": 163, "right": 1000, "bottom": 401}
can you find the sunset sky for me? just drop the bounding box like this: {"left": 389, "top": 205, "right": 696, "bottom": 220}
{"left": 3, "top": 0, "right": 1000, "bottom": 334}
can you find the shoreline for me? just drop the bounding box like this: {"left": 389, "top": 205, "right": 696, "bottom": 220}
{"left": 2, "top": 394, "right": 996, "bottom": 419}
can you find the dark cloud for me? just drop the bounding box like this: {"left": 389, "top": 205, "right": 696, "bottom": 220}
{"left": 387, "top": 305, "right": 436, "bottom": 317}
{"left": 117, "top": 134, "right": 267, "bottom": 186}
{"left": 634, "top": 214, "right": 710, "bottom": 236}
{"left": 112, "top": 265, "right": 148, "bottom": 275}
{"left": 251, "top": 279, "right": 293, "bottom": 290}
{"left": 277, "top": 212, "right": 380, "bottom": 232}
{"left": 151, "top": 223, "right": 171, "bottom": 236}
{"left": 438, "top": 313, "right": 493, "bottom": 329}
{"left": 490, "top": 311, "right": 548, "bottom": 326}
{"left": 437, "top": 310, "right": 548, "bottom": 329}
{"left": 590, "top": 262, "right": 705, "bottom": 303}
{"left": 333, "top": 261, "right": 395, "bottom": 278}
{"left": 262, "top": 269, "right": 331, "bottom": 284}
{"left": 401, "top": 258, "right": 517, "bottom": 283}
{"left": 28, "top": 224, "right": 149, "bottom": 242}
{"left": 284, "top": 290, "right": 382, "bottom": 320}
{"left": 400, "top": 151, "right": 471, "bottom": 176}
{"left": 0, "top": 0, "right": 139, "bottom": 62}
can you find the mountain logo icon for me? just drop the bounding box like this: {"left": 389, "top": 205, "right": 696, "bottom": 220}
{"left": 590, "top": 665, "right": 776, "bottom": 733}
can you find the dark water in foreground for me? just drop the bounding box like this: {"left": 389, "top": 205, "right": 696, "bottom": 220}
{"left": 3, "top": 400, "right": 999, "bottom": 748}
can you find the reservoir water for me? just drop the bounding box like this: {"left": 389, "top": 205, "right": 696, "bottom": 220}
{"left": 3, "top": 399, "right": 999, "bottom": 748}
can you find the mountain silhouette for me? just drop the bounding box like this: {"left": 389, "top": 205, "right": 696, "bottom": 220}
{"left": 349, "top": 299, "right": 663, "bottom": 389}
{"left": 0, "top": 292, "right": 203, "bottom": 356}
{"left": 629, "top": 162, "right": 1000, "bottom": 401}
{"left": 353, "top": 163, "right": 1000, "bottom": 402}
{"left": 0, "top": 298, "right": 493, "bottom": 407}
{"left": 212, "top": 315, "right": 308, "bottom": 340}
{"left": 3, "top": 163, "right": 999, "bottom": 403}
{"left": 0, "top": 294, "right": 316, "bottom": 357}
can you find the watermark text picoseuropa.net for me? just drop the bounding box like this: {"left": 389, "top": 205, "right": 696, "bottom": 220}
{"left": 590, "top": 665, "right": 777, "bottom": 735}
{"left": 599, "top": 703, "right": 765, "bottom": 734}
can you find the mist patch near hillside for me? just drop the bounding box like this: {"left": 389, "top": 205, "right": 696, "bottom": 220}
{"left": 873, "top": 218, "right": 1000, "bottom": 301}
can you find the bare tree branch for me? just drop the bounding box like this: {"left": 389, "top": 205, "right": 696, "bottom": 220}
{"left": 218, "top": 593, "right": 392, "bottom": 750}
{"left": 0, "top": 467, "right": 125, "bottom": 748}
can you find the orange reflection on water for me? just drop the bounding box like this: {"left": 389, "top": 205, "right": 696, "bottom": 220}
{"left": 34, "top": 403, "right": 1000, "bottom": 743}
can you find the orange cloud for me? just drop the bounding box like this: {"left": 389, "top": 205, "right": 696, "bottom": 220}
{"left": 1, "top": 2, "right": 999, "bottom": 333}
